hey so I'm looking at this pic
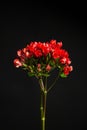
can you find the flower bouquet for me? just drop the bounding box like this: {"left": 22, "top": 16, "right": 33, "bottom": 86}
{"left": 13, "top": 39, "right": 73, "bottom": 130}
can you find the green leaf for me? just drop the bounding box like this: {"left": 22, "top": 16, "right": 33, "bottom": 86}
{"left": 41, "top": 73, "right": 50, "bottom": 77}
{"left": 55, "top": 58, "right": 59, "bottom": 63}
{"left": 22, "top": 67, "right": 27, "bottom": 70}
{"left": 27, "top": 72, "right": 35, "bottom": 77}
{"left": 23, "top": 63, "right": 27, "bottom": 67}
{"left": 38, "top": 72, "right": 50, "bottom": 77}
{"left": 49, "top": 60, "right": 55, "bottom": 66}
{"left": 60, "top": 73, "right": 67, "bottom": 78}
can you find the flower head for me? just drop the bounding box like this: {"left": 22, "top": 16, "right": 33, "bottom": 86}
{"left": 13, "top": 40, "right": 73, "bottom": 78}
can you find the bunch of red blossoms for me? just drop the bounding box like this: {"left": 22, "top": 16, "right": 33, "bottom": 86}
{"left": 13, "top": 40, "right": 73, "bottom": 78}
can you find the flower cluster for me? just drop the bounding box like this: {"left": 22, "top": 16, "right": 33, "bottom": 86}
{"left": 13, "top": 40, "right": 73, "bottom": 78}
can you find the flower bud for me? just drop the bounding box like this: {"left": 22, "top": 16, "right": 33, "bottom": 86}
{"left": 46, "top": 64, "right": 51, "bottom": 72}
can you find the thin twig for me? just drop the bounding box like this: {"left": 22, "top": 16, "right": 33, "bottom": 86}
{"left": 47, "top": 73, "right": 60, "bottom": 93}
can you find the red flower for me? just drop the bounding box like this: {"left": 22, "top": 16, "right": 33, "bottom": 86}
{"left": 13, "top": 39, "right": 73, "bottom": 130}
{"left": 60, "top": 57, "right": 67, "bottom": 64}
{"left": 34, "top": 49, "right": 42, "bottom": 57}
{"left": 60, "top": 57, "right": 71, "bottom": 65}
{"left": 63, "top": 65, "right": 73, "bottom": 75}
{"left": 49, "top": 40, "right": 57, "bottom": 48}
{"left": 17, "top": 50, "right": 22, "bottom": 57}
{"left": 13, "top": 59, "right": 22, "bottom": 68}
{"left": 57, "top": 41, "right": 63, "bottom": 48}
{"left": 41, "top": 43, "right": 50, "bottom": 56}
{"left": 52, "top": 48, "right": 60, "bottom": 59}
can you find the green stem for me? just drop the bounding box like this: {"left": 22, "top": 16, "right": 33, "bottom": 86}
{"left": 40, "top": 90, "right": 43, "bottom": 125}
{"left": 39, "top": 77, "right": 45, "bottom": 92}
{"left": 39, "top": 77, "right": 47, "bottom": 130}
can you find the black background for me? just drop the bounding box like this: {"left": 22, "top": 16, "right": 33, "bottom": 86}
{"left": 0, "top": 2, "right": 87, "bottom": 130}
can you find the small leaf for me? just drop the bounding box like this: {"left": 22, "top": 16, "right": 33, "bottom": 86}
{"left": 22, "top": 67, "right": 27, "bottom": 70}
{"left": 23, "top": 63, "right": 27, "bottom": 67}
{"left": 27, "top": 72, "right": 35, "bottom": 77}
{"left": 60, "top": 73, "right": 67, "bottom": 78}
{"left": 38, "top": 72, "right": 50, "bottom": 77}
{"left": 50, "top": 60, "right": 55, "bottom": 66}
{"left": 41, "top": 73, "right": 50, "bottom": 77}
